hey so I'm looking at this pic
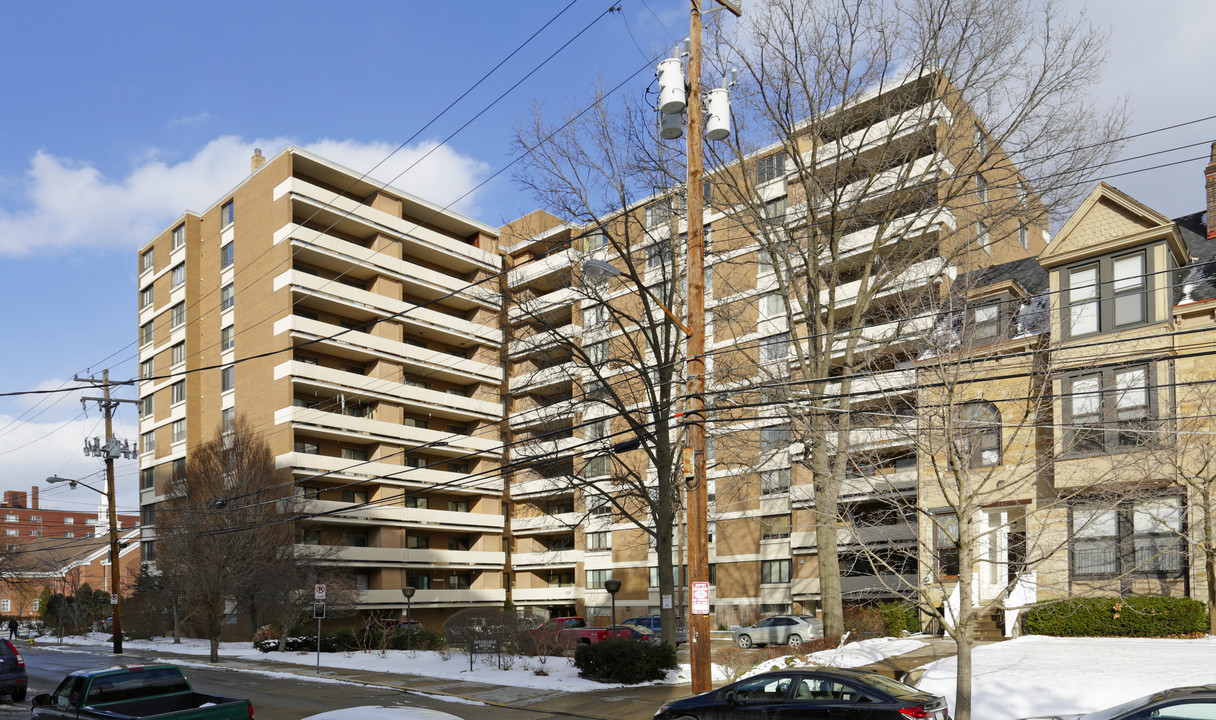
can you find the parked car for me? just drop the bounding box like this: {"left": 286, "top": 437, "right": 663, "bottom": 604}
{"left": 1015, "top": 684, "right": 1216, "bottom": 720}
{"left": 0, "top": 638, "right": 27, "bottom": 702}
{"left": 654, "top": 667, "right": 950, "bottom": 720}
{"left": 31, "top": 664, "right": 252, "bottom": 720}
{"left": 623, "top": 615, "right": 688, "bottom": 645}
{"left": 524, "top": 616, "right": 631, "bottom": 650}
{"left": 615, "top": 624, "right": 659, "bottom": 644}
{"left": 733, "top": 615, "right": 824, "bottom": 649}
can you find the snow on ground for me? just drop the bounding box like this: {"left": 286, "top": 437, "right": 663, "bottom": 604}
{"left": 737, "top": 637, "right": 929, "bottom": 680}
{"left": 916, "top": 635, "right": 1216, "bottom": 720}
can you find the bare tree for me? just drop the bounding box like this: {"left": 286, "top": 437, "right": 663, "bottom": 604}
{"left": 700, "top": 0, "right": 1126, "bottom": 638}
{"left": 155, "top": 418, "right": 299, "bottom": 662}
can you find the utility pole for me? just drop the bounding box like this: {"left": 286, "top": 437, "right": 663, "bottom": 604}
{"left": 685, "top": 0, "right": 740, "bottom": 695}
{"left": 77, "top": 369, "right": 138, "bottom": 655}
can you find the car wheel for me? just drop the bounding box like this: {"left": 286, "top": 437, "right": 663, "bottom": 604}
{"left": 787, "top": 634, "right": 803, "bottom": 649}
{"left": 736, "top": 634, "right": 753, "bottom": 649}
{"left": 11, "top": 688, "right": 25, "bottom": 702}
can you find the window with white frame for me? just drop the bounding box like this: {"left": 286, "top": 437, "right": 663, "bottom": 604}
{"left": 221, "top": 365, "right": 234, "bottom": 392}
{"left": 171, "top": 342, "right": 185, "bottom": 366}
{"left": 1018, "top": 222, "right": 1028, "bottom": 249}
{"left": 584, "top": 303, "right": 609, "bottom": 328}
{"left": 760, "top": 332, "right": 789, "bottom": 363}
{"left": 976, "top": 221, "right": 990, "bottom": 253}
{"left": 761, "top": 559, "right": 791, "bottom": 583}
{"left": 761, "top": 468, "right": 791, "bottom": 496}
{"left": 172, "top": 419, "right": 185, "bottom": 444}
{"left": 140, "top": 395, "right": 154, "bottom": 417}
{"left": 757, "top": 248, "right": 774, "bottom": 276}
{"left": 221, "top": 283, "right": 234, "bottom": 310}
{"left": 645, "top": 199, "right": 672, "bottom": 229}
{"left": 959, "top": 402, "right": 1001, "bottom": 468}
{"left": 975, "top": 123, "right": 988, "bottom": 156}
{"left": 1113, "top": 253, "right": 1146, "bottom": 327}
{"left": 220, "top": 242, "right": 234, "bottom": 269}
{"left": 140, "top": 286, "right": 153, "bottom": 308}
{"left": 1071, "top": 497, "right": 1184, "bottom": 576}
{"left": 0, "top": 600, "right": 9, "bottom": 612}
{"left": 140, "top": 359, "right": 154, "bottom": 380}
{"left": 221, "top": 326, "right": 234, "bottom": 351}
{"left": 760, "top": 293, "right": 786, "bottom": 320}
{"left": 586, "top": 340, "right": 608, "bottom": 365}
{"left": 976, "top": 174, "right": 988, "bottom": 204}
{"left": 587, "top": 494, "right": 611, "bottom": 516}
{"left": 141, "top": 431, "right": 155, "bottom": 454}
{"left": 583, "top": 227, "right": 608, "bottom": 251}
{"left": 140, "top": 248, "right": 154, "bottom": 273}
{"left": 764, "top": 196, "right": 787, "bottom": 224}
{"left": 586, "top": 531, "right": 610, "bottom": 551}
{"left": 172, "top": 223, "right": 185, "bottom": 249}
{"left": 140, "top": 322, "right": 153, "bottom": 346}
{"left": 1017, "top": 180, "right": 1028, "bottom": 204}
{"left": 761, "top": 514, "right": 791, "bottom": 540}
{"left": 586, "top": 418, "right": 610, "bottom": 441}
{"left": 171, "top": 302, "right": 185, "bottom": 328}
{"left": 171, "top": 263, "right": 185, "bottom": 288}
{"left": 756, "top": 152, "right": 787, "bottom": 184}
{"left": 221, "top": 200, "right": 234, "bottom": 226}
{"left": 1067, "top": 265, "right": 1099, "bottom": 336}
{"left": 647, "top": 241, "right": 673, "bottom": 268}
{"left": 586, "top": 569, "right": 613, "bottom": 588}
{"left": 761, "top": 424, "right": 792, "bottom": 451}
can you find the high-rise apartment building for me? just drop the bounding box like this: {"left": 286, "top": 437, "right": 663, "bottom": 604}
{"left": 135, "top": 148, "right": 508, "bottom": 622}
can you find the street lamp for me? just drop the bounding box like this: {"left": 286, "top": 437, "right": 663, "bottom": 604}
{"left": 401, "top": 586, "right": 416, "bottom": 651}
{"left": 47, "top": 475, "right": 124, "bottom": 655}
{"left": 604, "top": 578, "right": 622, "bottom": 627}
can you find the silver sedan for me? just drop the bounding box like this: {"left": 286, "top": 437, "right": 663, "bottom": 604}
{"left": 732, "top": 615, "right": 825, "bottom": 649}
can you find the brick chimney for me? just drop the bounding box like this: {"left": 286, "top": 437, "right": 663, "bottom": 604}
{"left": 1206, "top": 141, "right": 1216, "bottom": 239}
{"left": 31, "top": 485, "right": 38, "bottom": 510}
{"left": 251, "top": 148, "right": 266, "bottom": 173}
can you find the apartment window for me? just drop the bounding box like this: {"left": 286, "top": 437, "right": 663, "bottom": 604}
{"left": 757, "top": 248, "right": 774, "bottom": 276}
{"left": 448, "top": 572, "right": 472, "bottom": 590}
{"left": 3, "top": 530, "right": 14, "bottom": 537}
{"left": 171, "top": 342, "right": 185, "bottom": 366}
{"left": 1065, "top": 252, "right": 1151, "bottom": 337}
{"left": 4, "top": 515, "right": 16, "bottom": 522}
{"left": 221, "top": 283, "right": 234, "bottom": 310}
{"left": 404, "top": 377, "right": 428, "bottom": 390}
{"left": 650, "top": 566, "right": 684, "bottom": 588}
{"left": 760, "top": 332, "right": 789, "bottom": 363}
{"left": 586, "top": 569, "right": 613, "bottom": 588}
{"left": 222, "top": 407, "right": 235, "bottom": 432}
{"left": 935, "top": 513, "right": 960, "bottom": 578}
{"left": 1018, "top": 180, "right": 1028, "bottom": 204}
{"left": 343, "top": 532, "right": 369, "bottom": 548}
{"left": 975, "top": 123, "right": 988, "bottom": 156}
{"left": 220, "top": 242, "right": 234, "bottom": 269}
{"left": 586, "top": 531, "right": 610, "bottom": 551}
{"left": 140, "top": 468, "right": 154, "bottom": 490}
{"left": 140, "top": 359, "right": 154, "bottom": 380}
{"left": 173, "top": 458, "right": 186, "bottom": 479}
{"left": 141, "top": 506, "right": 156, "bottom": 526}
{"left": 976, "top": 221, "right": 991, "bottom": 254}
{"left": 756, "top": 151, "right": 787, "bottom": 184}
{"left": 172, "top": 223, "right": 185, "bottom": 249}
{"left": 140, "top": 395, "right": 154, "bottom": 417}
{"left": 405, "top": 457, "right": 425, "bottom": 469}
{"left": 548, "top": 572, "right": 575, "bottom": 588}
{"left": 760, "top": 424, "right": 792, "bottom": 451}
{"left": 760, "top": 293, "right": 786, "bottom": 320}
{"left": 583, "top": 227, "right": 608, "bottom": 251}
{"left": 447, "top": 462, "right": 469, "bottom": 474}
{"left": 586, "top": 418, "right": 610, "bottom": 441}
{"left": 448, "top": 500, "right": 469, "bottom": 513}
{"left": 403, "top": 418, "right": 428, "bottom": 429}
{"left": 171, "top": 263, "right": 185, "bottom": 288}
{"left": 761, "top": 559, "right": 791, "bottom": 584}
{"left": 219, "top": 365, "right": 234, "bottom": 392}
{"left": 221, "top": 200, "right": 234, "bottom": 226}
{"left": 1072, "top": 497, "right": 1184, "bottom": 576}
{"left": 587, "top": 494, "right": 611, "bottom": 517}
{"left": 405, "top": 497, "right": 428, "bottom": 509}
{"left": 1065, "top": 365, "right": 1154, "bottom": 454}
{"left": 141, "top": 431, "right": 155, "bottom": 454}
{"left": 761, "top": 468, "right": 791, "bottom": 496}
{"left": 584, "top": 455, "right": 611, "bottom": 478}
{"left": 959, "top": 402, "right": 1001, "bottom": 468}
{"left": 172, "top": 420, "right": 185, "bottom": 443}
{"left": 449, "top": 536, "right": 471, "bottom": 552}
{"left": 586, "top": 341, "right": 608, "bottom": 365}
{"left": 764, "top": 196, "right": 787, "bottom": 225}
{"left": 342, "top": 448, "right": 368, "bottom": 461}
{"left": 297, "top": 309, "right": 318, "bottom": 321}
{"left": 341, "top": 489, "right": 368, "bottom": 504}
{"left": 976, "top": 174, "right": 988, "bottom": 204}
{"left": 294, "top": 441, "right": 319, "bottom": 455}
{"left": 1113, "top": 253, "right": 1146, "bottom": 327}
{"left": 140, "top": 322, "right": 153, "bottom": 346}
{"left": 141, "top": 248, "right": 154, "bottom": 273}
{"left": 646, "top": 241, "right": 673, "bottom": 269}
{"left": 295, "top": 353, "right": 318, "bottom": 365}
{"left": 971, "top": 302, "right": 1002, "bottom": 342}
{"left": 645, "top": 199, "right": 672, "bottom": 229}
{"left": 760, "top": 514, "right": 791, "bottom": 540}
{"left": 1018, "top": 222, "right": 1028, "bottom": 249}
{"left": 64, "top": 532, "right": 74, "bottom": 539}
{"left": 221, "top": 326, "right": 234, "bottom": 351}
{"left": 0, "top": 600, "right": 9, "bottom": 613}
{"left": 140, "top": 286, "right": 154, "bottom": 309}
{"left": 406, "top": 535, "right": 429, "bottom": 549}
{"left": 171, "top": 302, "right": 185, "bottom": 328}
{"left": 584, "top": 303, "right": 609, "bottom": 328}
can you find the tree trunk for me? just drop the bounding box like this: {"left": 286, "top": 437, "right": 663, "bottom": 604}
{"left": 209, "top": 636, "right": 219, "bottom": 663}
{"left": 812, "top": 434, "right": 844, "bottom": 637}
{"left": 1205, "top": 487, "right": 1216, "bottom": 634}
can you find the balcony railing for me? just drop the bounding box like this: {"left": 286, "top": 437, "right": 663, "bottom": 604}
{"left": 276, "top": 405, "right": 501, "bottom": 457}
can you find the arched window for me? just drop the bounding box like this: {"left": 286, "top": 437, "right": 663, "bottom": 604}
{"left": 960, "top": 402, "right": 1001, "bottom": 468}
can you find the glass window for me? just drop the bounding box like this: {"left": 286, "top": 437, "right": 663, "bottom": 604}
{"left": 221, "top": 283, "right": 234, "bottom": 310}
{"left": 976, "top": 174, "right": 988, "bottom": 204}
{"left": 585, "top": 455, "right": 611, "bottom": 478}
{"left": 221, "top": 326, "right": 234, "bottom": 351}
{"left": 448, "top": 499, "right": 469, "bottom": 512}
{"left": 764, "top": 196, "right": 787, "bottom": 224}
{"left": 221, "top": 407, "right": 235, "bottom": 431}
{"left": 141, "top": 248, "right": 154, "bottom": 273}
{"left": 1112, "top": 253, "right": 1145, "bottom": 327}
{"left": 221, "top": 365, "right": 234, "bottom": 392}
{"left": 172, "top": 420, "right": 185, "bottom": 444}
{"left": 761, "top": 469, "right": 791, "bottom": 496}
{"left": 587, "top": 494, "right": 611, "bottom": 517}
{"left": 975, "top": 123, "right": 988, "bottom": 155}
{"left": 140, "top": 468, "right": 154, "bottom": 490}
{"left": 171, "top": 263, "right": 185, "bottom": 288}
{"left": 140, "top": 395, "right": 154, "bottom": 417}
{"left": 761, "top": 332, "right": 790, "bottom": 363}
{"left": 171, "top": 302, "right": 185, "bottom": 328}
{"left": 140, "top": 359, "right": 154, "bottom": 380}
{"left": 761, "top": 514, "right": 791, "bottom": 540}
{"left": 220, "top": 242, "right": 234, "bottom": 268}
{"left": 972, "top": 303, "right": 1001, "bottom": 341}
{"left": 756, "top": 151, "right": 787, "bottom": 184}
{"left": 760, "top": 293, "right": 786, "bottom": 320}
{"left": 1067, "top": 266, "right": 1099, "bottom": 336}
{"left": 141, "top": 431, "right": 155, "bottom": 454}
{"left": 140, "top": 286, "right": 154, "bottom": 308}
{"left": 586, "top": 531, "right": 610, "bottom": 551}
{"left": 761, "top": 559, "right": 791, "bottom": 583}
{"left": 221, "top": 200, "right": 234, "bottom": 226}
{"left": 583, "top": 228, "right": 608, "bottom": 251}
{"left": 140, "top": 322, "right": 154, "bottom": 346}
{"left": 761, "top": 425, "right": 791, "bottom": 451}
{"left": 960, "top": 402, "right": 1001, "bottom": 468}
{"left": 935, "top": 513, "right": 959, "bottom": 577}
{"left": 646, "top": 241, "right": 672, "bottom": 268}
{"left": 586, "top": 341, "right": 608, "bottom": 365}
{"left": 645, "top": 199, "right": 672, "bottom": 229}
{"left": 976, "top": 221, "right": 991, "bottom": 253}
{"left": 295, "top": 441, "right": 319, "bottom": 455}
{"left": 342, "top": 448, "right": 368, "bottom": 461}
{"left": 1018, "top": 222, "right": 1028, "bottom": 249}
{"left": 586, "top": 569, "right": 613, "bottom": 587}
{"left": 172, "top": 223, "right": 185, "bottom": 249}
{"left": 171, "top": 342, "right": 185, "bottom": 366}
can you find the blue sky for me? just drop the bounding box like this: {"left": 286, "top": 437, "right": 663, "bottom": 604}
{"left": 1, "top": 0, "right": 1213, "bottom": 515}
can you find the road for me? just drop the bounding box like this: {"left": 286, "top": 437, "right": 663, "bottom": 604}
{"left": 0, "top": 642, "right": 567, "bottom": 720}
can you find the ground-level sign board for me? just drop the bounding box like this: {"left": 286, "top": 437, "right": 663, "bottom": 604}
{"left": 691, "top": 581, "right": 710, "bottom": 615}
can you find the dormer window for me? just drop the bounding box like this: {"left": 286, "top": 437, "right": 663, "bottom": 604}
{"left": 1112, "top": 253, "right": 1146, "bottom": 326}
{"left": 971, "top": 303, "right": 1001, "bottom": 342}
{"left": 1063, "top": 250, "right": 1151, "bottom": 338}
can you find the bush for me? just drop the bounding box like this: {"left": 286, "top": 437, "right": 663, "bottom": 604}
{"left": 1022, "top": 597, "right": 1207, "bottom": 638}
{"left": 573, "top": 639, "right": 678, "bottom": 684}
{"left": 879, "top": 602, "right": 921, "bottom": 636}
{"left": 843, "top": 606, "right": 885, "bottom": 639}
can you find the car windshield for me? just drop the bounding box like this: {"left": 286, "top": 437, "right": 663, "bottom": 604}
{"left": 854, "top": 673, "right": 925, "bottom": 698}
{"left": 1079, "top": 693, "right": 1158, "bottom": 720}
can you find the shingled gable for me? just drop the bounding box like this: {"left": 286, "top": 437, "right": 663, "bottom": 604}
{"left": 1039, "top": 182, "right": 1187, "bottom": 269}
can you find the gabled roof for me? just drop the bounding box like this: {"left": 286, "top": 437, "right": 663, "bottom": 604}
{"left": 1040, "top": 183, "right": 1187, "bottom": 268}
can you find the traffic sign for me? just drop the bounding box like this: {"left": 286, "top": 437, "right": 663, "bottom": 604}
{"left": 691, "top": 581, "right": 710, "bottom": 615}
{"left": 314, "top": 584, "right": 326, "bottom": 600}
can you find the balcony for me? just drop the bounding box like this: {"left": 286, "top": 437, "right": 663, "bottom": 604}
{"left": 830, "top": 207, "right": 957, "bottom": 262}
{"left": 512, "top": 436, "right": 580, "bottom": 461}
{"left": 841, "top": 468, "right": 917, "bottom": 499}
{"left": 815, "top": 153, "right": 955, "bottom": 213}
{"left": 820, "top": 258, "right": 949, "bottom": 312}
{"left": 827, "top": 315, "right": 937, "bottom": 359}
{"left": 508, "top": 248, "right": 577, "bottom": 290}
{"left": 511, "top": 549, "right": 581, "bottom": 569}
{"left": 293, "top": 498, "right": 504, "bottom": 532}
{"left": 509, "top": 361, "right": 578, "bottom": 394}
{"left": 509, "top": 287, "right": 579, "bottom": 324}
{"left": 826, "top": 418, "right": 917, "bottom": 452}
{"left": 275, "top": 315, "right": 502, "bottom": 385}
{"left": 276, "top": 405, "right": 500, "bottom": 458}
{"left": 509, "top": 398, "right": 578, "bottom": 431}
{"left": 298, "top": 544, "right": 505, "bottom": 568}
{"left": 511, "top": 476, "right": 578, "bottom": 499}
{"left": 512, "top": 512, "right": 579, "bottom": 535}
{"left": 274, "top": 177, "right": 500, "bottom": 273}
{"left": 274, "top": 223, "right": 499, "bottom": 310}
{"left": 276, "top": 451, "right": 502, "bottom": 493}
{"left": 807, "top": 100, "right": 952, "bottom": 169}
{"left": 512, "top": 586, "right": 580, "bottom": 603}
{"left": 363, "top": 588, "right": 507, "bottom": 607}
{"left": 509, "top": 324, "right": 582, "bottom": 359}
{"left": 823, "top": 368, "right": 916, "bottom": 406}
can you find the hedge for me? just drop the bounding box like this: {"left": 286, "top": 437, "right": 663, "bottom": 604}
{"left": 1022, "top": 596, "right": 1207, "bottom": 637}
{"left": 573, "top": 639, "right": 678, "bottom": 684}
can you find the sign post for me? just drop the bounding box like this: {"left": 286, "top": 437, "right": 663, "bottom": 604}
{"left": 313, "top": 585, "right": 327, "bottom": 671}
{"left": 691, "top": 581, "right": 710, "bottom": 615}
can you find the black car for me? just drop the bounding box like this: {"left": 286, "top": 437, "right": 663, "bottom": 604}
{"left": 655, "top": 667, "right": 949, "bottom": 720}
{"left": 1016, "top": 684, "right": 1216, "bottom": 720}
{"left": 0, "top": 638, "right": 27, "bottom": 702}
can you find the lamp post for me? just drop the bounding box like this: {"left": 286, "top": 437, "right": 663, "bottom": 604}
{"left": 47, "top": 475, "right": 123, "bottom": 655}
{"left": 401, "top": 586, "right": 416, "bottom": 651}
{"left": 604, "top": 578, "right": 622, "bottom": 627}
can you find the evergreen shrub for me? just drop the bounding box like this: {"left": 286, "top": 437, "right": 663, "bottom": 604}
{"left": 572, "top": 638, "right": 678, "bottom": 684}
{"left": 1022, "top": 596, "right": 1206, "bottom": 637}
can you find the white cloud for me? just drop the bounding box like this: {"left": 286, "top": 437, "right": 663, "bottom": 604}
{"left": 167, "top": 112, "right": 212, "bottom": 128}
{"left": 0, "top": 136, "right": 490, "bottom": 258}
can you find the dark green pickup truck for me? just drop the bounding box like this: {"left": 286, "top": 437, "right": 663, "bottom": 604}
{"left": 31, "top": 664, "right": 253, "bottom": 720}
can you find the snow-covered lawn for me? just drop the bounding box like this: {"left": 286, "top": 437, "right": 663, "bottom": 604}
{"left": 917, "top": 635, "right": 1216, "bottom": 720}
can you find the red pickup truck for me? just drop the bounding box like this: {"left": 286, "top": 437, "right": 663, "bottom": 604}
{"left": 526, "top": 616, "right": 631, "bottom": 653}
